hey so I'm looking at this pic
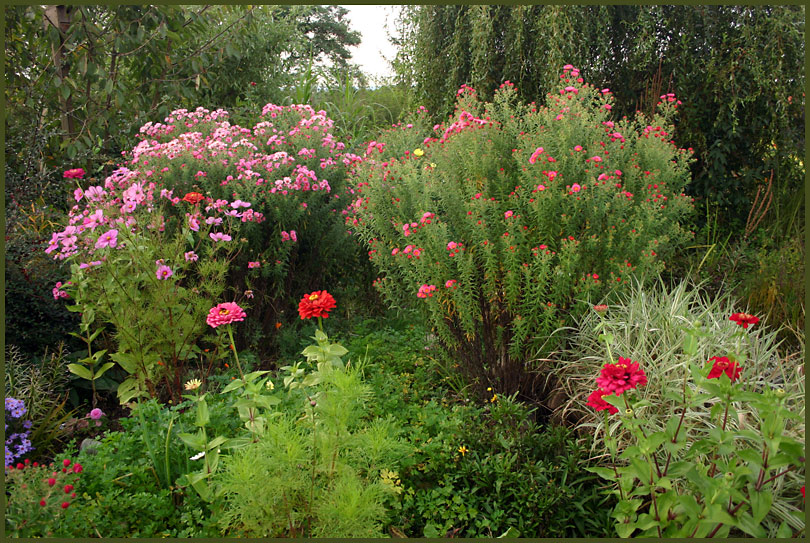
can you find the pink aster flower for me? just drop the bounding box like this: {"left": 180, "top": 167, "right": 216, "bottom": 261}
{"left": 529, "top": 147, "right": 544, "bottom": 164}
{"left": 95, "top": 229, "right": 118, "bottom": 249}
{"left": 574, "top": 145, "right": 583, "bottom": 152}
{"left": 206, "top": 302, "right": 247, "bottom": 328}
{"left": 445, "top": 279, "right": 457, "bottom": 289}
{"left": 596, "top": 357, "right": 647, "bottom": 396}
{"left": 416, "top": 284, "right": 437, "bottom": 298}
{"left": 156, "top": 265, "right": 173, "bottom": 280}
{"left": 248, "top": 261, "right": 261, "bottom": 269}
{"left": 570, "top": 183, "right": 582, "bottom": 193}
{"left": 185, "top": 251, "right": 198, "bottom": 262}
{"left": 504, "top": 210, "right": 514, "bottom": 219}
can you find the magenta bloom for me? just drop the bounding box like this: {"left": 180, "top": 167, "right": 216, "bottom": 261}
{"left": 95, "top": 229, "right": 118, "bottom": 249}
{"left": 88, "top": 408, "right": 104, "bottom": 420}
{"left": 596, "top": 357, "right": 648, "bottom": 396}
{"left": 184, "top": 251, "right": 198, "bottom": 262}
{"left": 248, "top": 261, "right": 260, "bottom": 269}
{"left": 206, "top": 302, "right": 247, "bottom": 328}
{"left": 156, "top": 265, "right": 173, "bottom": 280}
{"left": 63, "top": 168, "right": 85, "bottom": 179}
{"left": 586, "top": 389, "right": 618, "bottom": 414}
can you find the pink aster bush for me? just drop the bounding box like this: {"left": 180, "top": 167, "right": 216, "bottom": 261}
{"left": 348, "top": 66, "right": 695, "bottom": 395}
{"left": 129, "top": 104, "right": 364, "bottom": 342}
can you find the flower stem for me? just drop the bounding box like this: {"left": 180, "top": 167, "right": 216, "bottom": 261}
{"left": 226, "top": 325, "right": 244, "bottom": 380}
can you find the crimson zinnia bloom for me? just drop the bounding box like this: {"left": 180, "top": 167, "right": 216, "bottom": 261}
{"left": 596, "top": 357, "right": 648, "bottom": 396}
{"left": 586, "top": 389, "right": 618, "bottom": 414}
{"left": 206, "top": 302, "right": 247, "bottom": 328}
{"left": 182, "top": 192, "right": 205, "bottom": 205}
{"left": 730, "top": 312, "right": 759, "bottom": 329}
{"left": 707, "top": 356, "right": 742, "bottom": 382}
{"left": 298, "top": 290, "right": 337, "bottom": 320}
{"left": 63, "top": 168, "right": 85, "bottom": 179}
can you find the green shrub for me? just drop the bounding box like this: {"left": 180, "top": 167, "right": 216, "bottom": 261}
{"left": 349, "top": 67, "right": 695, "bottom": 397}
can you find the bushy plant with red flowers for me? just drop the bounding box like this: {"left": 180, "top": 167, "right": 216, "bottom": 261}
{"left": 4, "top": 457, "right": 83, "bottom": 536}
{"left": 349, "top": 67, "right": 695, "bottom": 396}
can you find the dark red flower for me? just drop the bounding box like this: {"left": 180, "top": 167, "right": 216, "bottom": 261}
{"left": 707, "top": 356, "right": 742, "bottom": 382}
{"left": 596, "top": 357, "right": 648, "bottom": 396}
{"left": 182, "top": 192, "right": 205, "bottom": 205}
{"left": 298, "top": 290, "right": 337, "bottom": 320}
{"left": 730, "top": 313, "right": 759, "bottom": 329}
{"left": 61, "top": 502, "right": 70, "bottom": 509}
{"left": 586, "top": 389, "right": 618, "bottom": 414}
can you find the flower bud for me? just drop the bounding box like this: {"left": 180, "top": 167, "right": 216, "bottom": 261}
{"left": 624, "top": 408, "right": 634, "bottom": 416}
{"left": 39, "top": 499, "right": 47, "bottom": 507}
{"left": 47, "top": 478, "right": 56, "bottom": 487}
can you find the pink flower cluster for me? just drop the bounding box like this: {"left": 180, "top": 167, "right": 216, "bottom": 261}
{"left": 280, "top": 230, "right": 297, "bottom": 242}
{"left": 416, "top": 284, "right": 437, "bottom": 298}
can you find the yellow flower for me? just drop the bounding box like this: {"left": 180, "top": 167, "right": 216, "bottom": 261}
{"left": 490, "top": 394, "right": 498, "bottom": 403}
{"left": 429, "top": 162, "right": 436, "bottom": 168}
{"left": 458, "top": 445, "right": 468, "bottom": 456}
{"left": 413, "top": 148, "right": 424, "bottom": 157}
{"left": 266, "top": 379, "right": 275, "bottom": 390}
{"left": 184, "top": 378, "right": 202, "bottom": 391}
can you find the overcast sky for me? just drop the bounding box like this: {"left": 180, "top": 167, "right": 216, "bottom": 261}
{"left": 342, "top": 5, "right": 399, "bottom": 81}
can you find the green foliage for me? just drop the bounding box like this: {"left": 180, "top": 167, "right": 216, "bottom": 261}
{"left": 393, "top": 5, "right": 805, "bottom": 234}
{"left": 350, "top": 72, "right": 695, "bottom": 396}
{"left": 216, "top": 364, "right": 407, "bottom": 537}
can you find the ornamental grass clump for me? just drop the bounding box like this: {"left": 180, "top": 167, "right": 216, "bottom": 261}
{"left": 557, "top": 279, "right": 804, "bottom": 537}
{"left": 348, "top": 66, "right": 695, "bottom": 396}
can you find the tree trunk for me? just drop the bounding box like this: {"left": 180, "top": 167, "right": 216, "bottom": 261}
{"left": 43, "top": 5, "right": 76, "bottom": 139}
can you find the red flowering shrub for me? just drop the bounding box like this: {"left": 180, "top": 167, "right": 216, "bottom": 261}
{"left": 349, "top": 66, "right": 694, "bottom": 395}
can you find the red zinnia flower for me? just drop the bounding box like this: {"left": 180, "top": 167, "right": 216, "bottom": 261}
{"left": 206, "top": 302, "right": 247, "bottom": 328}
{"left": 63, "top": 168, "right": 85, "bottom": 179}
{"left": 730, "top": 313, "right": 759, "bottom": 329}
{"left": 586, "top": 389, "right": 618, "bottom": 414}
{"left": 707, "top": 356, "right": 742, "bottom": 382}
{"left": 596, "top": 357, "right": 648, "bottom": 396}
{"left": 298, "top": 290, "right": 337, "bottom": 320}
{"left": 182, "top": 192, "right": 205, "bottom": 205}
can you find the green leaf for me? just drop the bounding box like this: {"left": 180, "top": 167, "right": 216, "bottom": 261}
{"left": 206, "top": 435, "right": 228, "bottom": 451}
{"left": 67, "top": 363, "right": 93, "bottom": 381}
{"left": 498, "top": 527, "right": 520, "bottom": 538}
{"left": 61, "top": 85, "right": 71, "bottom": 101}
{"left": 735, "top": 512, "right": 766, "bottom": 538}
{"left": 677, "top": 494, "right": 701, "bottom": 518}
{"left": 110, "top": 351, "right": 137, "bottom": 374}
{"left": 221, "top": 378, "right": 244, "bottom": 393}
{"left": 94, "top": 362, "right": 115, "bottom": 379}
{"left": 748, "top": 488, "right": 772, "bottom": 525}
{"left": 187, "top": 471, "right": 212, "bottom": 502}
{"left": 585, "top": 466, "right": 618, "bottom": 481}
{"left": 244, "top": 370, "right": 270, "bottom": 382}
{"left": 178, "top": 429, "right": 206, "bottom": 451}
{"left": 195, "top": 398, "right": 209, "bottom": 427}
{"left": 775, "top": 521, "right": 793, "bottom": 538}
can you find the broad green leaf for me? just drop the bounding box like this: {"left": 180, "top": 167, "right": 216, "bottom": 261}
{"left": 749, "top": 488, "right": 772, "bottom": 525}
{"left": 94, "top": 362, "right": 115, "bottom": 379}
{"left": 221, "top": 379, "right": 244, "bottom": 393}
{"left": 178, "top": 430, "right": 206, "bottom": 450}
{"left": 67, "top": 363, "right": 93, "bottom": 381}
{"left": 195, "top": 398, "right": 209, "bottom": 427}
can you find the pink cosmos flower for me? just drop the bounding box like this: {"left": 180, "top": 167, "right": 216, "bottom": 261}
{"left": 209, "top": 232, "right": 232, "bottom": 242}
{"left": 156, "top": 265, "right": 173, "bottom": 280}
{"left": 206, "top": 302, "right": 247, "bottom": 328}
{"left": 185, "top": 251, "right": 198, "bottom": 262}
{"left": 73, "top": 188, "right": 84, "bottom": 202}
{"left": 95, "top": 229, "right": 118, "bottom": 249}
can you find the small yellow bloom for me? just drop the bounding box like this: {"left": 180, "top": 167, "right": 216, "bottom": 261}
{"left": 458, "top": 446, "right": 468, "bottom": 456}
{"left": 429, "top": 162, "right": 436, "bottom": 168}
{"left": 266, "top": 380, "right": 275, "bottom": 390}
{"left": 490, "top": 394, "right": 498, "bottom": 403}
{"left": 184, "top": 378, "right": 202, "bottom": 391}
{"left": 413, "top": 148, "right": 424, "bottom": 157}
